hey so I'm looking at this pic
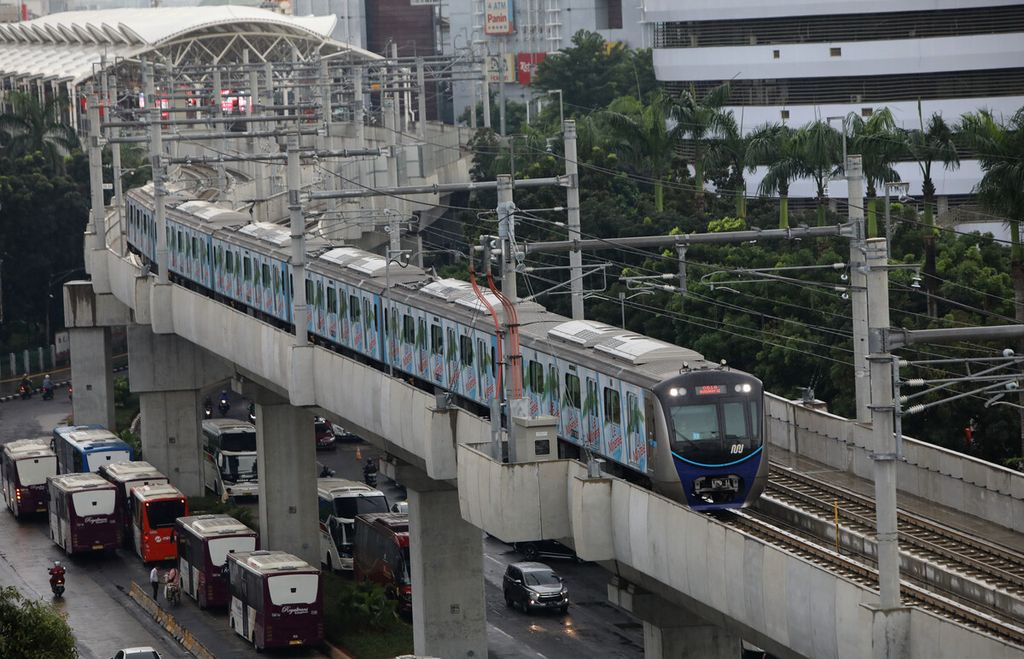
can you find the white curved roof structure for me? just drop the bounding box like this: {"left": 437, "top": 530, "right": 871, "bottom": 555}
{"left": 0, "top": 7, "right": 378, "bottom": 84}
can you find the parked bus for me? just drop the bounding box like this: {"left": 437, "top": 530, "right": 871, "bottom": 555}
{"left": 316, "top": 478, "right": 388, "bottom": 571}
{"left": 130, "top": 483, "right": 188, "bottom": 562}
{"left": 201, "top": 419, "right": 258, "bottom": 500}
{"left": 52, "top": 425, "right": 134, "bottom": 474}
{"left": 2, "top": 439, "right": 57, "bottom": 519}
{"left": 176, "top": 514, "right": 258, "bottom": 608}
{"left": 227, "top": 550, "right": 323, "bottom": 651}
{"left": 353, "top": 512, "right": 412, "bottom": 613}
{"left": 98, "top": 461, "right": 168, "bottom": 540}
{"left": 47, "top": 473, "right": 120, "bottom": 555}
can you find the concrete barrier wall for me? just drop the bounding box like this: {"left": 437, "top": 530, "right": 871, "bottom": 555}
{"left": 766, "top": 394, "right": 1024, "bottom": 533}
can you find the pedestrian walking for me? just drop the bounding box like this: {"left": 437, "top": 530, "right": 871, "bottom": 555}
{"left": 150, "top": 566, "right": 161, "bottom": 600}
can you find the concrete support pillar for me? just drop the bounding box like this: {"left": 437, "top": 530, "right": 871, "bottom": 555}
{"left": 127, "top": 324, "right": 233, "bottom": 496}
{"left": 608, "top": 576, "right": 741, "bottom": 659}
{"left": 139, "top": 390, "right": 203, "bottom": 496}
{"left": 408, "top": 486, "right": 486, "bottom": 658}
{"left": 69, "top": 326, "right": 115, "bottom": 428}
{"left": 255, "top": 401, "right": 318, "bottom": 566}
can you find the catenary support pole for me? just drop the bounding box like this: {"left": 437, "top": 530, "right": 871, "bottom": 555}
{"left": 145, "top": 64, "right": 169, "bottom": 286}
{"left": 86, "top": 87, "right": 105, "bottom": 253}
{"left": 497, "top": 174, "right": 517, "bottom": 302}
{"left": 847, "top": 154, "right": 870, "bottom": 423}
{"left": 564, "top": 120, "right": 584, "bottom": 320}
{"left": 416, "top": 57, "right": 427, "bottom": 140}
{"left": 287, "top": 133, "right": 308, "bottom": 347}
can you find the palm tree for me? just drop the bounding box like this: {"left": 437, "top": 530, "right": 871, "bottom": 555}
{"left": 672, "top": 82, "right": 732, "bottom": 218}
{"left": 601, "top": 92, "right": 677, "bottom": 212}
{"left": 704, "top": 111, "right": 749, "bottom": 220}
{"left": 904, "top": 104, "right": 959, "bottom": 316}
{"left": 746, "top": 122, "right": 800, "bottom": 228}
{"left": 793, "top": 120, "right": 842, "bottom": 226}
{"left": 847, "top": 108, "right": 904, "bottom": 238}
{"left": 0, "top": 91, "right": 79, "bottom": 172}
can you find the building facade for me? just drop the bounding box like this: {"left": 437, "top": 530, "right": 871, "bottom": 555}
{"left": 646, "top": 0, "right": 1024, "bottom": 201}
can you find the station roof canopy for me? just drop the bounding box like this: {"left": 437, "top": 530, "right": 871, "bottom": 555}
{"left": 0, "top": 7, "right": 380, "bottom": 85}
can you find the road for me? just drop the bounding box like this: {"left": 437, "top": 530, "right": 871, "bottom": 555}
{"left": 0, "top": 388, "right": 643, "bottom": 659}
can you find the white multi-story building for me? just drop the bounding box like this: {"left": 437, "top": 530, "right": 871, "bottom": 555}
{"left": 646, "top": 0, "right": 1024, "bottom": 202}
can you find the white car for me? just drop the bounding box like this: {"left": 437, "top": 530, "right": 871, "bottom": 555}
{"left": 111, "top": 648, "right": 161, "bottom": 659}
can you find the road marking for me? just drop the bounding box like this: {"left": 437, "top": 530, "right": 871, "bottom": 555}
{"left": 489, "top": 624, "right": 549, "bottom": 659}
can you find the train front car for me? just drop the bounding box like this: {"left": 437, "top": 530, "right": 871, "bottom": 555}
{"left": 653, "top": 369, "right": 767, "bottom": 511}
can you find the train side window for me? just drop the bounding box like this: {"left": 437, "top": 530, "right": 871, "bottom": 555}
{"left": 349, "top": 295, "right": 360, "bottom": 321}
{"left": 749, "top": 401, "right": 760, "bottom": 436}
{"left": 305, "top": 280, "right": 313, "bottom": 305}
{"left": 177, "top": 230, "right": 184, "bottom": 254}
{"left": 191, "top": 236, "right": 198, "bottom": 258}
{"left": 262, "top": 264, "right": 271, "bottom": 288}
{"left": 225, "top": 250, "right": 233, "bottom": 273}
{"left": 252, "top": 262, "right": 261, "bottom": 287}
{"left": 316, "top": 281, "right": 324, "bottom": 309}
{"left": 564, "top": 374, "right": 580, "bottom": 409}
{"left": 273, "top": 268, "right": 281, "bottom": 295}
{"left": 528, "top": 361, "right": 543, "bottom": 393}
{"left": 417, "top": 319, "right": 427, "bottom": 351}
{"left": 549, "top": 365, "right": 559, "bottom": 401}
{"left": 603, "top": 387, "right": 621, "bottom": 425}
{"left": 430, "top": 323, "right": 442, "bottom": 355}
{"left": 327, "top": 287, "right": 337, "bottom": 314}
{"left": 403, "top": 315, "right": 415, "bottom": 343}
{"left": 476, "top": 339, "right": 486, "bottom": 374}
{"left": 243, "top": 257, "right": 252, "bottom": 282}
{"left": 446, "top": 328, "right": 457, "bottom": 363}
{"left": 289, "top": 275, "right": 294, "bottom": 298}
{"left": 491, "top": 347, "right": 496, "bottom": 376}
{"left": 460, "top": 334, "right": 474, "bottom": 366}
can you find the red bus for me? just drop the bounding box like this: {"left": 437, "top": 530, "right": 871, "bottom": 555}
{"left": 2, "top": 439, "right": 57, "bottom": 519}
{"left": 98, "top": 461, "right": 168, "bottom": 540}
{"left": 130, "top": 484, "right": 188, "bottom": 562}
{"left": 47, "top": 473, "right": 121, "bottom": 555}
{"left": 353, "top": 512, "right": 411, "bottom": 613}
{"left": 228, "top": 550, "right": 323, "bottom": 651}
{"left": 176, "top": 514, "right": 258, "bottom": 609}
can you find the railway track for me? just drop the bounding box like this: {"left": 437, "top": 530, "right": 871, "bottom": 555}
{"left": 764, "top": 463, "right": 1024, "bottom": 600}
{"left": 720, "top": 508, "right": 1024, "bottom": 648}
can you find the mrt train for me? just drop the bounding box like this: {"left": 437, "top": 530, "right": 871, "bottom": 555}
{"left": 124, "top": 184, "right": 767, "bottom": 510}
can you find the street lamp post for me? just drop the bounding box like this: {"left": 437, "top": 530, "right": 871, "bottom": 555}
{"left": 547, "top": 89, "right": 563, "bottom": 126}
{"left": 884, "top": 182, "right": 911, "bottom": 259}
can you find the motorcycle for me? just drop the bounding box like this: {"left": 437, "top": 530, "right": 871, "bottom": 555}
{"left": 203, "top": 397, "right": 213, "bottom": 419}
{"left": 218, "top": 394, "right": 230, "bottom": 417}
{"left": 68, "top": 385, "right": 73, "bottom": 402}
{"left": 18, "top": 384, "right": 31, "bottom": 400}
{"left": 48, "top": 565, "right": 66, "bottom": 598}
{"left": 248, "top": 402, "right": 256, "bottom": 423}
{"left": 363, "top": 461, "right": 378, "bottom": 488}
{"left": 42, "top": 386, "right": 54, "bottom": 401}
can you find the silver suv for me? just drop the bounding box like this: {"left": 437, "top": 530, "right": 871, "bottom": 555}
{"left": 502, "top": 561, "right": 569, "bottom": 614}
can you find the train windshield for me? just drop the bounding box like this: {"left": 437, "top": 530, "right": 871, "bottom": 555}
{"left": 668, "top": 400, "right": 761, "bottom": 464}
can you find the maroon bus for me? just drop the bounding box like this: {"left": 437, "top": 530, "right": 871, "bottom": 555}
{"left": 47, "top": 473, "right": 120, "bottom": 555}
{"left": 228, "top": 551, "right": 323, "bottom": 651}
{"left": 2, "top": 439, "right": 57, "bottom": 519}
{"left": 353, "top": 512, "right": 411, "bottom": 613}
{"left": 98, "top": 461, "right": 168, "bottom": 541}
{"left": 176, "top": 515, "right": 258, "bottom": 609}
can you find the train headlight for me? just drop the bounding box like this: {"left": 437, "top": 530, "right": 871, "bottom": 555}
{"left": 734, "top": 384, "right": 752, "bottom": 393}
{"left": 669, "top": 387, "right": 686, "bottom": 397}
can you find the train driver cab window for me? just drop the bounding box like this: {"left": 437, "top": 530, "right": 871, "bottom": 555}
{"left": 430, "top": 324, "right": 443, "bottom": 355}
{"left": 603, "top": 387, "right": 622, "bottom": 425}
{"left": 723, "top": 402, "right": 751, "bottom": 440}
{"left": 460, "top": 334, "right": 474, "bottom": 366}
{"left": 564, "top": 373, "right": 581, "bottom": 410}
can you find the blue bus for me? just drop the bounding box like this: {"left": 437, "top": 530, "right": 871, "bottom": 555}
{"left": 52, "top": 425, "right": 134, "bottom": 474}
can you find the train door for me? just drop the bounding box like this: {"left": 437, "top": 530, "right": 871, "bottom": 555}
{"left": 542, "top": 355, "right": 561, "bottom": 418}
{"left": 560, "top": 365, "right": 582, "bottom": 445}
{"left": 252, "top": 253, "right": 265, "bottom": 310}
{"left": 523, "top": 350, "right": 544, "bottom": 418}
{"left": 443, "top": 322, "right": 460, "bottom": 394}
{"left": 457, "top": 326, "right": 478, "bottom": 400}
{"left": 623, "top": 385, "right": 650, "bottom": 473}
{"left": 362, "top": 294, "right": 381, "bottom": 360}
{"left": 200, "top": 235, "right": 212, "bottom": 289}
{"left": 336, "top": 283, "right": 350, "bottom": 347}
{"left": 260, "top": 259, "right": 275, "bottom": 316}
{"left": 325, "top": 280, "right": 339, "bottom": 342}
{"left": 581, "top": 369, "right": 602, "bottom": 452}
{"left": 212, "top": 241, "right": 224, "bottom": 294}
{"left": 398, "top": 307, "right": 417, "bottom": 375}
{"left": 416, "top": 316, "right": 429, "bottom": 380}
{"left": 273, "top": 262, "right": 287, "bottom": 321}
{"left": 600, "top": 377, "right": 626, "bottom": 464}
{"left": 428, "top": 319, "right": 445, "bottom": 386}
{"left": 385, "top": 302, "right": 399, "bottom": 370}
{"left": 241, "top": 250, "right": 254, "bottom": 304}
{"left": 313, "top": 276, "right": 326, "bottom": 336}
{"left": 476, "top": 333, "right": 496, "bottom": 405}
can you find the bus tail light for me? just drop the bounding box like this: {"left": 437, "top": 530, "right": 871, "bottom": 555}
{"left": 264, "top": 624, "right": 273, "bottom": 643}
{"left": 14, "top": 487, "right": 22, "bottom": 501}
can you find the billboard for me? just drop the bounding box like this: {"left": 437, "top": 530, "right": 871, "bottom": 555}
{"left": 484, "top": 0, "right": 514, "bottom": 35}
{"left": 516, "top": 52, "right": 547, "bottom": 85}
{"left": 486, "top": 54, "right": 517, "bottom": 83}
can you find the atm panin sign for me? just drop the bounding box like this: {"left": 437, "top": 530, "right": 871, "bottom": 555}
{"left": 485, "top": 0, "right": 514, "bottom": 35}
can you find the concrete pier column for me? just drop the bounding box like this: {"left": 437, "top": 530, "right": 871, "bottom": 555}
{"left": 68, "top": 326, "right": 116, "bottom": 428}
{"left": 408, "top": 484, "right": 487, "bottom": 658}
{"left": 255, "top": 400, "right": 318, "bottom": 566}
{"left": 139, "top": 390, "right": 203, "bottom": 495}
{"left": 609, "top": 576, "right": 741, "bottom": 659}
{"left": 127, "top": 325, "right": 233, "bottom": 496}
{"left": 64, "top": 281, "right": 131, "bottom": 429}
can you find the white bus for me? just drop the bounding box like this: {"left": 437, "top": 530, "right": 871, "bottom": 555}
{"left": 316, "top": 478, "right": 388, "bottom": 571}
{"left": 47, "top": 473, "right": 120, "bottom": 555}
{"left": 201, "top": 420, "right": 258, "bottom": 500}
{"left": 2, "top": 439, "right": 56, "bottom": 519}
{"left": 176, "top": 514, "right": 258, "bottom": 609}
{"left": 97, "top": 461, "right": 168, "bottom": 541}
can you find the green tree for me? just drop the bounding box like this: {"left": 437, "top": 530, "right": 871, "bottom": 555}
{"left": 0, "top": 92, "right": 79, "bottom": 173}
{"left": 847, "top": 108, "right": 903, "bottom": 237}
{"left": 672, "top": 82, "right": 732, "bottom": 218}
{"left": 600, "top": 92, "right": 676, "bottom": 212}
{"left": 746, "top": 123, "right": 800, "bottom": 228}
{"left": 704, "top": 111, "right": 748, "bottom": 220}
{"left": 904, "top": 105, "right": 959, "bottom": 316}
{"left": 0, "top": 587, "right": 77, "bottom": 658}
{"left": 793, "top": 120, "right": 842, "bottom": 225}
{"left": 533, "top": 31, "right": 650, "bottom": 113}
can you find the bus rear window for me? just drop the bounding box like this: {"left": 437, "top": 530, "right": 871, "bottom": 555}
{"left": 268, "top": 573, "right": 318, "bottom": 605}
{"left": 208, "top": 536, "right": 257, "bottom": 567}
{"left": 16, "top": 456, "right": 56, "bottom": 485}
{"left": 220, "top": 431, "right": 257, "bottom": 452}
{"left": 146, "top": 499, "right": 186, "bottom": 528}
{"left": 72, "top": 490, "right": 115, "bottom": 516}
